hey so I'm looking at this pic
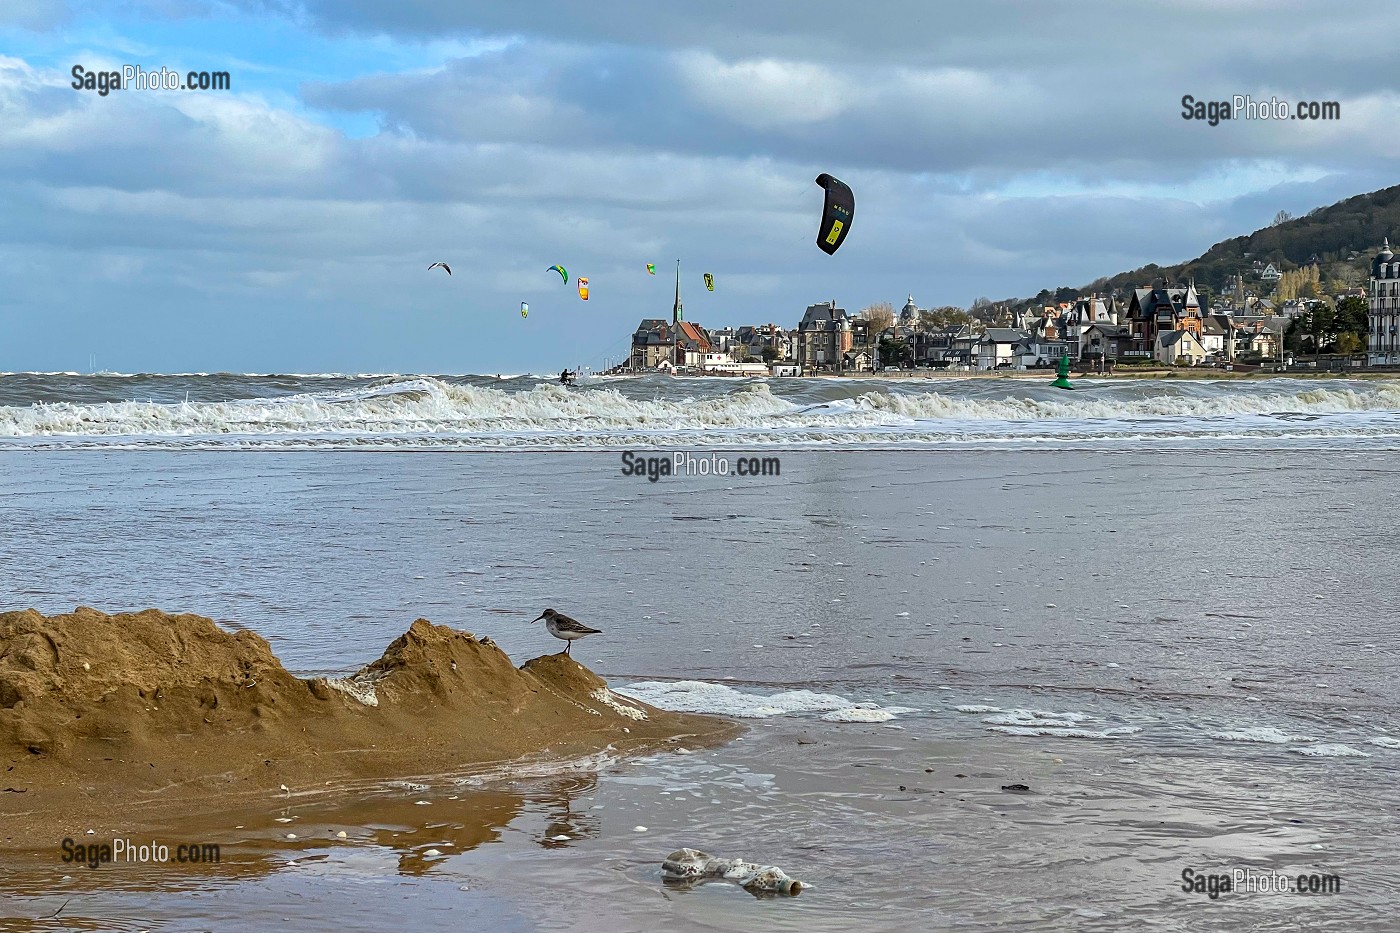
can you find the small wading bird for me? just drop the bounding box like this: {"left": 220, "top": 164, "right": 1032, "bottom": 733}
{"left": 531, "top": 608, "right": 602, "bottom": 655}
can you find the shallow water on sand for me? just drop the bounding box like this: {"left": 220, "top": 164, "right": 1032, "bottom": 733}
{"left": 3, "top": 449, "right": 1399, "bottom": 931}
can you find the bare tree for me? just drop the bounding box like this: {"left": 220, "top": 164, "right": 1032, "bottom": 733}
{"left": 1272, "top": 209, "right": 1294, "bottom": 226}
{"left": 1327, "top": 263, "right": 1361, "bottom": 289}
{"left": 861, "top": 301, "right": 895, "bottom": 332}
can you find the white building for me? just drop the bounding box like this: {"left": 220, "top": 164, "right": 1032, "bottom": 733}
{"left": 1200, "top": 316, "right": 1235, "bottom": 360}
{"left": 1155, "top": 329, "right": 1208, "bottom": 365}
{"left": 1370, "top": 238, "right": 1400, "bottom": 364}
{"left": 978, "top": 328, "right": 1030, "bottom": 370}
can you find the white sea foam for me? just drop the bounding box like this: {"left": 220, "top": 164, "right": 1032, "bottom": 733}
{"left": 988, "top": 725, "right": 1141, "bottom": 739}
{"left": 0, "top": 379, "right": 814, "bottom": 439}
{"left": 451, "top": 750, "right": 625, "bottom": 786}
{"left": 822, "top": 708, "right": 896, "bottom": 723}
{"left": 321, "top": 673, "right": 383, "bottom": 707}
{"left": 1291, "top": 744, "right": 1371, "bottom": 758}
{"left": 5, "top": 376, "right": 1400, "bottom": 450}
{"left": 979, "top": 708, "right": 1138, "bottom": 740}
{"left": 855, "top": 383, "right": 1400, "bottom": 422}
{"left": 616, "top": 680, "right": 915, "bottom": 721}
{"left": 1367, "top": 736, "right": 1400, "bottom": 749}
{"left": 984, "top": 710, "right": 1091, "bottom": 729}
{"left": 591, "top": 688, "right": 649, "bottom": 721}
{"left": 1208, "top": 727, "right": 1301, "bottom": 744}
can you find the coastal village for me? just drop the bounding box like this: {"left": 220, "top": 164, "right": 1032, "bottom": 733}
{"left": 621, "top": 241, "right": 1400, "bottom": 375}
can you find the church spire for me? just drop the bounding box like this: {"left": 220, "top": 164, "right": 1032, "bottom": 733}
{"left": 673, "top": 259, "right": 683, "bottom": 324}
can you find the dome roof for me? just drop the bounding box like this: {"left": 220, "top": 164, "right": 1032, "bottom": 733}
{"left": 1373, "top": 237, "right": 1395, "bottom": 277}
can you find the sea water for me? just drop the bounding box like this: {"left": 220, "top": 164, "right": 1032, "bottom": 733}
{"left": 2, "top": 373, "right": 1399, "bottom": 931}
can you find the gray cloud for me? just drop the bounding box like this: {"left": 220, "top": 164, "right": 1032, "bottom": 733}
{"left": 2, "top": 1, "right": 1398, "bottom": 372}
{"left": 299, "top": 30, "right": 1400, "bottom": 185}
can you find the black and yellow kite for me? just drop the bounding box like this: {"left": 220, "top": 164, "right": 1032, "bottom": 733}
{"left": 814, "top": 173, "right": 854, "bottom": 255}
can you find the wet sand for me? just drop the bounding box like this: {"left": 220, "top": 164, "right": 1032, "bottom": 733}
{"left": 0, "top": 608, "right": 736, "bottom": 851}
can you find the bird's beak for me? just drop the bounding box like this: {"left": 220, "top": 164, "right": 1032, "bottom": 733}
{"left": 530, "top": 614, "right": 545, "bottom": 624}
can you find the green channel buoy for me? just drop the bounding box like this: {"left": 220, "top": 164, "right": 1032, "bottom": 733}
{"left": 1050, "top": 354, "right": 1074, "bottom": 390}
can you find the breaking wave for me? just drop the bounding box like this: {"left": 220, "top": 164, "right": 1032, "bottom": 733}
{"left": 2, "top": 374, "right": 1400, "bottom": 450}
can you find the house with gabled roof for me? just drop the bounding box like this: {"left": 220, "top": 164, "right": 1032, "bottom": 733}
{"left": 1155, "top": 328, "right": 1208, "bottom": 365}
{"left": 977, "top": 327, "right": 1030, "bottom": 370}
{"left": 675, "top": 321, "right": 712, "bottom": 368}
{"left": 1200, "top": 314, "right": 1235, "bottom": 360}
{"left": 1124, "top": 280, "right": 1206, "bottom": 349}
{"left": 630, "top": 318, "right": 674, "bottom": 370}
{"left": 628, "top": 318, "right": 712, "bottom": 370}
{"left": 796, "top": 300, "right": 852, "bottom": 372}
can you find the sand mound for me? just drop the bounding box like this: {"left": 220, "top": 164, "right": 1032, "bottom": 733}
{"left": 1, "top": 607, "right": 308, "bottom": 757}
{"left": 0, "top": 608, "right": 735, "bottom": 849}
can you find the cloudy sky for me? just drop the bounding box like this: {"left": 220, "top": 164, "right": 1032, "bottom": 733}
{"left": 2, "top": 1, "right": 1397, "bottom": 373}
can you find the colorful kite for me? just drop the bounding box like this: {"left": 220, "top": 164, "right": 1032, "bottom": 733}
{"left": 577, "top": 277, "right": 589, "bottom": 301}
{"left": 704, "top": 273, "right": 714, "bottom": 291}
{"left": 814, "top": 173, "right": 855, "bottom": 255}
{"left": 520, "top": 301, "right": 529, "bottom": 319}
{"left": 647, "top": 264, "right": 656, "bottom": 275}
{"left": 427, "top": 262, "right": 452, "bottom": 276}
{"left": 548, "top": 264, "right": 568, "bottom": 284}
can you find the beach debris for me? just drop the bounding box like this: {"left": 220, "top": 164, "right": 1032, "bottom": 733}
{"left": 662, "top": 848, "right": 804, "bottom": 896}
{"left": 41, "top": 897, "right": 70, "bottom": 920}
{"left": 335, "top": 831, "right": 348, "bottom": 838}
{"left": 633, "top": 826, "right": 648, "bottom": 833}
{"left": 1001, "top": 783, "right": 1032, "bottom": 793}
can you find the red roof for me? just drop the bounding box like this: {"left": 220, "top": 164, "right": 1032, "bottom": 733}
{"left": 677, "top": 321, "right": 711, "bottom": 350}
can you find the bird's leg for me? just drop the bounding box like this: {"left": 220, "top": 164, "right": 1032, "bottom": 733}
{"left": 565, "top": 641, "right": 572, "bottom": 656}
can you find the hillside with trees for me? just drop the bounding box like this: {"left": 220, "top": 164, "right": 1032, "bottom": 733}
{"left": 993, "top": 183, "right": 1400, "bottom": 318}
